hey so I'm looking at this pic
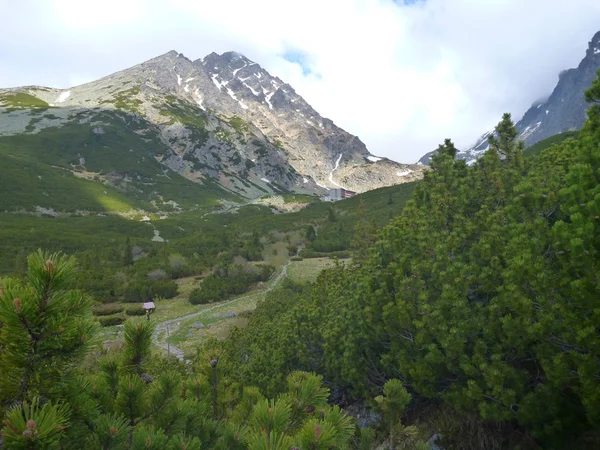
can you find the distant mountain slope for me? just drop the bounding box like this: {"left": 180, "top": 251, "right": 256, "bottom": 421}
{"left": 0, "top": 110, "right": 236, "bottom": 215}
{"left": 522, "top": 131, "right": 579, "bottom": 158}
{"left": 419, "top": 30, "right": 600, "bottom": 165}
{"left": 0, "top": 50, "right": 424, "bottom": 213}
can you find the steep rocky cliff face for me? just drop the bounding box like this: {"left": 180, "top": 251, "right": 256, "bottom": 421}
{"left": 419, "top": 30, "right": 600, "bottom": 165}
{"left": 1, "top": 50, "right": 424, "bottom": 200}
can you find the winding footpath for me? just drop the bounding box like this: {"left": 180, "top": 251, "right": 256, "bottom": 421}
{"left": 151, "top": 261, "right": 291, "bottom": 361}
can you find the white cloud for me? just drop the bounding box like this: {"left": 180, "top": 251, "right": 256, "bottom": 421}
{"left": 1, "top": 0, "right": 599, "bottom": 162}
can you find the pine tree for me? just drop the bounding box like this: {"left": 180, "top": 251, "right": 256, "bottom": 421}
{"left": 0, "top": 250, "right": 99, "bottom": 405}
{"left": 387, "top": 192, "right": 394, "bottom": 205}
{"left": 13, "top": 248, "right": 28, "bottom": 277}
{"left": 327, "top": 206, "right": 337, "bottom": 222}
{"left": 124, "top": 237, "right": 133, "bottom": 266}
{"left": 585, "top": 68, "right": 600, "bottom": 130}
{"left": 375, "top": 379, "right": 420, "bottom": 449}
{"left": 350, "top": 200, "right": 378, "bottom": 267}
{"left": 584, "top": 68, "right": 600, "bottom": 104}
{"left": 305, "top": 225, "right": 317, "bottom": 242}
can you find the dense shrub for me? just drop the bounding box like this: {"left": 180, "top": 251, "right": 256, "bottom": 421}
{"left": 167, "top": 254, "right": 194, "bottom": 278}
{"left": 188, "top": 288, "right": 210, "bottom": 305}
{"left": 125, "top": 305, "right": 146, "bottom": 316}
{"left": 152, "top": 280, "right": 178, "bottom": 298}
{"left": 147, "top": 269, "right": 168, "bottom": 280}
{"left": 121, "top": 279, "right": 178, "bottom": 302}
{"left": 99, "top": 295, "right": 120, "bottom": 304}
{"left": 238, "top": 246, "right": 263, "bottom": 261}
{"left": 98, "top": 315, "right": 126, "bottom": 327}
{"left": 300, "top": 249, "right": 350, "bottom": 259}
{"left": 189, "top": 263, "right": 274, "bottom": 305}
{"left": 92, "top": 304, "right": 124, "bottom": 316}
{"left": 222, "top": 104, "right": 600, "bottom": 445}
{"left": 308, "top": 239, "right": 347, "bottom": 253}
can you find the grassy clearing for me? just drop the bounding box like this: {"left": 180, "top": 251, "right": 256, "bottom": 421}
{"left": 170, "top": 290, "right": 260, "bottom": 343}
{"left": 0, "top": 92, "right": 49, "bottom": 109}
{"left": 263, "top": 241, "right": 291, "bottom": 267}
{"left": 282, "top": 194, "right": 318, "bottom": 204}
{"left": 155, "top": 282, "right": 270, "bottom": 359}
{"left": 152, "top": 257, "right": 344, "bottom": 358}
{"left": 287, "top": 257, "right": 349, "bottom": 283}
{"left": 149, "top": 276, "right": 204, "bottom": 322}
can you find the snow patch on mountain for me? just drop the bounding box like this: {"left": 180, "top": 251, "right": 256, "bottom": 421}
{"left": 520, "top": 121, "right": 542, "bottom": 140}
{"left": 242, "top": 82, "right": 260, "bottom": 96}
{"left": 211, "top": 74, "right": 226, "bottom": 90}
{"left": 56, "top": 91, "right": 71, "bottom": 103}
{"left": 419, "top": 30, "right": 600, "bottom": 166}
{"left": 328, "top": 154, "right": 343, "bottom": 188}
{"left": 193, "top": 88, "right": 205, "bottom": 110}
{"left": 225, "top": 87, "right": 238, "bottom": 101}
{"left": 265, "top": 91, "right": 275, "bottom": 110}
{"left": 232, "top": 63, "right": 246, "bottom": 76}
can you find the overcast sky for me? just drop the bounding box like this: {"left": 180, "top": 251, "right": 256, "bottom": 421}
{"left": 1, "top": 0, "right": 599, "bottom": 162}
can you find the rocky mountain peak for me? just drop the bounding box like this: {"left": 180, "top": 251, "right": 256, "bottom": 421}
{"left": 1, "top": 48, "right": 425, "bottom": 198}
{"left": 587, "top": 31, "right": 600, "bottom": 58}
{"left": 419, "top": 29, "right": 600, "bottom": 166}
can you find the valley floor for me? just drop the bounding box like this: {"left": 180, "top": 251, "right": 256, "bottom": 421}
{"left": 102, "top": 257, "right": 346, "bottom": 361}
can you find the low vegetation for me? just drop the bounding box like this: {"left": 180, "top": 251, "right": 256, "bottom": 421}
{"left": 0, "top": 92, "right": 49, "bottom": 109}
{"left": 2, "top": 65, "right": 599, "bottom": 450}
{"left": 189, "top": 263, "right": 274, "bottom": 305}
{"left": 0, "top": 112, "right": 236, "bottom": 213}
{"left": 523, "top": 130, "right": 579, "bottom": 157}
{"left": 228, "top": 115, "right": 250, "bottom": 134}
{"left": 110, "top": 86, "right": 143, "bottom": 112}
{"left": 216, "top": 74, "right": 600, "bottom": 448}
{"left": 0, "top": 251, "right": 432, "bottom": 448}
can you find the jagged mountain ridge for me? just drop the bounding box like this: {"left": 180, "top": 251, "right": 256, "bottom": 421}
{"left": 0, "top": 50, "right": 424, "bottom": 203}
{"left": 419, "top": 30, "right": 600, "bottom": 165}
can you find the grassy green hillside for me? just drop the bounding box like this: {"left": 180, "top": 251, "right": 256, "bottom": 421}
{"left": 523, "top": 130, "right": 579, "bottom": 157}
{"left": 0, "top": 110, "right": 236, "bottom": 213}
{"left": 0, "top": 180, "right": 415, "bottom": 282}
{"left": 0, "top": 93, "right": 417, "bottom": 283}
{"left": 0, "top": 91, "right": 50, "bottom": 109}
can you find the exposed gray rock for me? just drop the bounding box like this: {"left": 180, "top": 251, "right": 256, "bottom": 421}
{"left": 190, "top": 321, "right": 205, "bottom": 329}
{"left": 428, "top": 433, "right": 444, "bottom": 450}
{"left": 211, "top": 312, "right": 237, "bottom": 319}
{"left": 34, "top": 206, "right": 58, "bottom": 217}
{"left": 343, "top": 402, "right": 381, "bottom": 429}
{"left": 140, "top": 373, "right": 154, "bottom": 384}
{"left": 1, "top": 49, "right": 424, "bottom": 197}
